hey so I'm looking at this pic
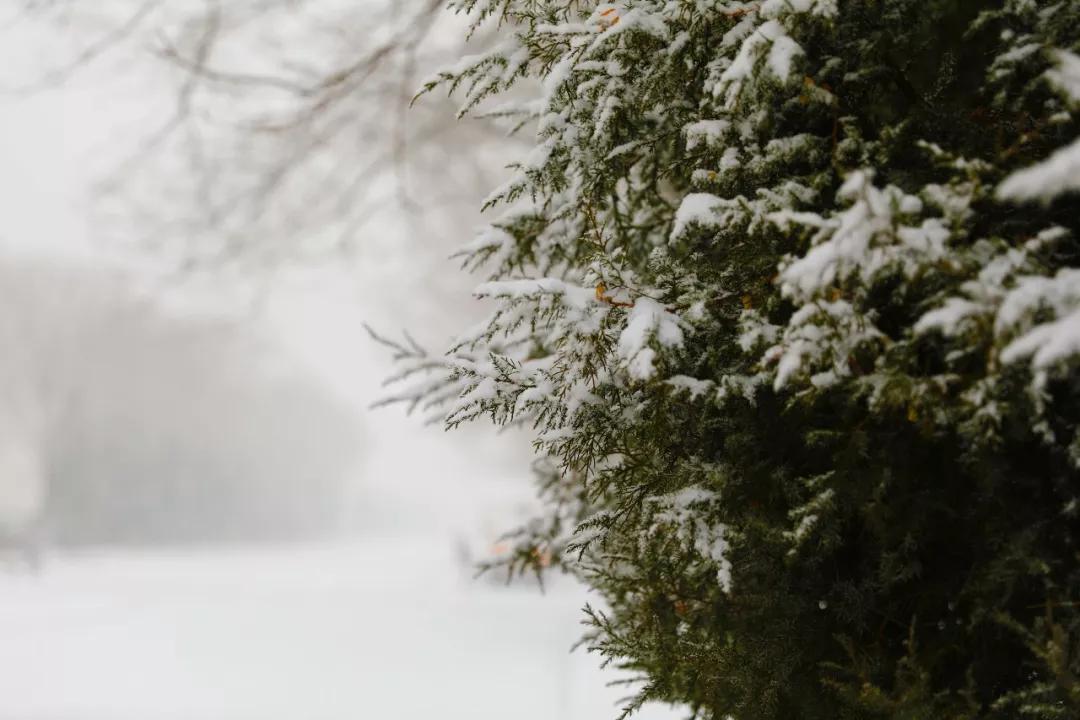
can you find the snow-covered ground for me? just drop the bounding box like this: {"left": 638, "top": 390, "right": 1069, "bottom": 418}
{"left": 0, "top": 538, "right": 679, "bottom": 720}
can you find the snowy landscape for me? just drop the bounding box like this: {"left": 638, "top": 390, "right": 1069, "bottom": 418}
{"left": 1, "top": 1, "right": 1079, "bottom": 718}
{"left": 0, "top": 8, "right": 682, "bottom": 718}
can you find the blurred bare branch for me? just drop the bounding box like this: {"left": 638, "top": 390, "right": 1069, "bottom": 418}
{"left": 6, "top": 0, "right": 521, "bottom": 281}
{"left": 2, "top": 0, "right": 161, "bottom": 93}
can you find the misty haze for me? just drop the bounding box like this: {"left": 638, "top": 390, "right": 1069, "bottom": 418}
{"left": 0, "top": 3, "right": 677, "bottom": 719}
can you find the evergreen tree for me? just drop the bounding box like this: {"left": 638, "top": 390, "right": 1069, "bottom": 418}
{"left": 381, "top": 1, "right": 1080, "bottom": 717}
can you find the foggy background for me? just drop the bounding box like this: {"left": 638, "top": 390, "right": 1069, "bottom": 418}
{"left": 0, "top": 3, "right": 678, "bottom": 719}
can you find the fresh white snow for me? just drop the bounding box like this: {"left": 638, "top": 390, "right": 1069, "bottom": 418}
{"left": 617, "top": 297, "right": 685, "bottom": 381}
{"left": 996, "top": 136, "right": 1080, "bottom": 203}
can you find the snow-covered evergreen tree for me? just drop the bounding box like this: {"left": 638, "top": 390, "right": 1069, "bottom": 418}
{"left": 382, "top": 1, "right": 1080, "bottom": 717}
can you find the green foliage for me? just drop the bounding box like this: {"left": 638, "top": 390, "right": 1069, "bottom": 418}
{"left": 387, "top": 1, "right": 1080, "bottom": 717}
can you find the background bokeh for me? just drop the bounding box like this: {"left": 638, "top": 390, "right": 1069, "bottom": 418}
{"left": 0, "top": 3, "right": 678, "bottom": 718}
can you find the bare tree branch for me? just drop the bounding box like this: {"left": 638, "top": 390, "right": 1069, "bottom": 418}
{"left": 3, "top": 0, "right": 161, "bottom": 94}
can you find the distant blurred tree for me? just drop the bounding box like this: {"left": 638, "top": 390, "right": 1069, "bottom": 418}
{"left": 4, "top": 0, "right": 517, "bottom": 280}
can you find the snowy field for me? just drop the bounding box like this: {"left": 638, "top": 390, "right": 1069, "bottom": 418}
{"left": 0, "top": 538, "right": 679, "bottom": 720}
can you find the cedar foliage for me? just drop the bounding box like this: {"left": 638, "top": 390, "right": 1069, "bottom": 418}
{"left": 383, "top": 1, "right": 1080, "bottom": 717}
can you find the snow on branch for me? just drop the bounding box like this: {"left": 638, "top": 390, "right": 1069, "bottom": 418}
{"left": 997, "top": 48, "right": 1080, "bottom": 203}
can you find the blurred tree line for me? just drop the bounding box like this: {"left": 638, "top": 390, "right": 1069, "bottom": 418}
{"left": 0, "top": 256, "right": 360, "bottom": 548}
